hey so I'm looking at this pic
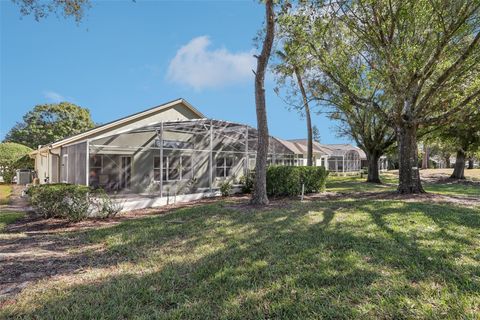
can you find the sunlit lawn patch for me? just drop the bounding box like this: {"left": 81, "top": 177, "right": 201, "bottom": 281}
{"left": 2, "top": 193, "right": 479, "bottom": 319}
{"left": 327, "top": 171, "right": 480, "bottom": 198}
{"left": 0, "top": 184, "right": 12, "bottom": 205}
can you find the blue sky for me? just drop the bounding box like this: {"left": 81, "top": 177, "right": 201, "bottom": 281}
{"left": 0, "top": 0, "right": 348, "bottom": 144}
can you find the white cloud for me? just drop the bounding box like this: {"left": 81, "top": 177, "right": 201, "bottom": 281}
{"left": 167, "top": 36, "right": 256, "bottom": 90}
{"left": 43, "top": 91, "right": 66, "bottom": 103}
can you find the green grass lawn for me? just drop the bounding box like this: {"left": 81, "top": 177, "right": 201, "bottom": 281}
{"left": 327, "top": 173, "right": 480, "bottom": 198}
{"left": 0, "top": 184, "right": 12, "bottom": 205}
{"left": 0, "top": 211, "right": 24, "bottom": 232}
{"left": 326, "top": 174, "right": 398, "bottom": 193}
{"left": 2, "top": 175, "right": 479, "bottom": 319}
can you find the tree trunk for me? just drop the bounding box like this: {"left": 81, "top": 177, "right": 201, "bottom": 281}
{"left": 421, "top": 145, "right": 429, "bottom": 169}
{"left": 366, "top": 151, "right": 381, "bottom": 183}
{"left": 445, "top": 155, "right": 451, "bottom": 168}
{"left": 251, "top": 0, "right": 274, "bottom": 205}
{"left": 397, "top": 123, "right": 425, "bottom": 193}
{"left": 294, "top": 66, "right": 313, "bottom": 166}
{"left": 451, "top": 150, "right": 466, "bottom": 179}
{"left": 467, "top": 157, "right": 474, "bottom": 169}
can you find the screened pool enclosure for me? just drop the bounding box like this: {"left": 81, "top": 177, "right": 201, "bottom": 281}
{"left": 85, "top": 119, "right": 308, "bottom": 197}
{"left": 57, "top": 118, "right": 366, "bottom": 200}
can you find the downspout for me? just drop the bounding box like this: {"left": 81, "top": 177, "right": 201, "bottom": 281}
{"left": 48, "top": 145, "right": 61, "bottom": 184}
{"left": 85, "top": 140, "right": 90, "bottom": 186}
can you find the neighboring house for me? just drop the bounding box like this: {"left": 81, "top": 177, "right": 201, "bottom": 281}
{"left": 275, "top": 139, "right": 388, "bottom": 172}
{"left": 30, "top": 98, "right": 388, "bottom": 209}
{"left": 435, "top": 155, "right": 478, "bottom": 169}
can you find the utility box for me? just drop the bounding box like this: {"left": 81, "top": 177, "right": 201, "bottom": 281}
{"left": 16, "top": 169, "right": 32, "bottom": 185}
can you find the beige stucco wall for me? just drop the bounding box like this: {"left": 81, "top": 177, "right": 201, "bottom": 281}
{"left": 89, "top": 104, "right": 201, "bottom": 141}
{"left": 34, "top": 147, "right": 61, "bottom": 184}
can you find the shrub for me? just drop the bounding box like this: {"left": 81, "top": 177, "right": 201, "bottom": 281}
{"left": 266, "top": 166, "right": 302, "bottom": 197}
{"left": 90, "top": 188, "right": 123, "bottom": 219}
{"left": 266, "top": 166, "right": 329, "bottom": 197}
{"left": 186, "top": 177, "right": 199, "bottom": 193}
{"left": 145, "top": 181, "right": 160, "bottom": 195}
{"left": 219, "top": 181, "right": 232, "bottom": 197}
{"left": 27, "top": 184, "right": 90, "bottom": 221}
{"left": 27, "top": 184, "right": 121, "bottom": 222}
{"left": 299, "top": 166, "right": 329, "bottom": 193}
{"left": 0, "top": 143, "right": 34, "bottom": 183}
{"left": 239, "top": 171, "right": 255, "bottom": 194}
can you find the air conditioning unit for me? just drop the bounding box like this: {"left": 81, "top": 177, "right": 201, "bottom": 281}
{"left": 16, "top": 169, "right": 32, "bottom": 185}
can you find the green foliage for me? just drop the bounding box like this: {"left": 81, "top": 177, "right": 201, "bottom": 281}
{"left": 267, "top": 166, "right": 302, "bottom": 196}
{"left": 312, "top": 125, "right": 321, "bottom": 143}
{"left": 299, "top": 166, "right": 329, "bottom": 193}
{"left": 219, "top": 181, "right": 232, "bottom": 197}
{"left": 0, "top": 142, "right": 34, "bottom": 183}
{"left": 437, "top": 109, "right": 480, "bottom": 154}
{"left": 27, "top": 184, "right": 120, "bottom": 222}
{"left": 279, "top": 0, "right": 480, "bottom": 126}
{"left": 11, "top": 0, "right": 90, "bottom": 22}
{"left": 267, "top": 166, "right": 329, "bottom": 197}
{"left": 239, "top": 171, "right": 255, "bottom": 194}
{"left": 144, "top": 181, "right": 160, "bottom": 195}
{"left": 27, "top": 184, "right": 90, "bottom": 221}
{"left": 90, "top": 189, "right": 123, "bottom": 219}
{"left": 4, "top": 102, "right": 95, "bottom": 149}
{"left": 186, "top": 177, "right": 199, "bottom": 193}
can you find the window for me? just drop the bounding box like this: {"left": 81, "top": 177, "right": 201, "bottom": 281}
{"left": 153, "top": 156, "right": 164, "bottom": 181}
{"left": 154, "top": 155, "right": 192, "bottom": 181}
{"left": 181, "top": 156, "right": 193, "bottom": 180}
{"left": 216, "top": 156, "right": 234, "bottom": 178}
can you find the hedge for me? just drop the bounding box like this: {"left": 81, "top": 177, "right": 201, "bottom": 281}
{"left": 26, "top": 184, "right": 121, "bottom": 222}
{"left": 266, "top": 166, "right": 329, "bottom": 197}
{"left": 0, "top": 142, "right": 34, "bottom": 183}
{"left": 239, "top": 171, "right": 255, "bottom": 194}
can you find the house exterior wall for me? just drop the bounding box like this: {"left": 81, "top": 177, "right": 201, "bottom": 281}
{"left": 34, "top": 148, "right": 61, "bottom": 184}
{"left": 89, "top": 104, "right": 201, "bottom": 141}
{"left": 51, "top": 155, "right": 59, "bottom": 183}
{"left": 35, "top": 152, "right": 49, "bottom": 183}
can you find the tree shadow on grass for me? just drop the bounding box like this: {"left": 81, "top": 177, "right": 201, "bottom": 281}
{"left": 2, "top": 199, "right": 479, "bottom": 319}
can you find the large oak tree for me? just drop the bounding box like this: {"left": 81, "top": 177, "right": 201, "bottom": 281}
{"left": 330, "top": 104, "right": 396, "bottom": 183}
{"left": 4, "top": 102, "right": 95, "bottom": 149}
{"left": 436, "top": 108, "right": 480, "bottom": 179}
{"left": 279, "top": 0, "right": 480, "bottom": 193}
